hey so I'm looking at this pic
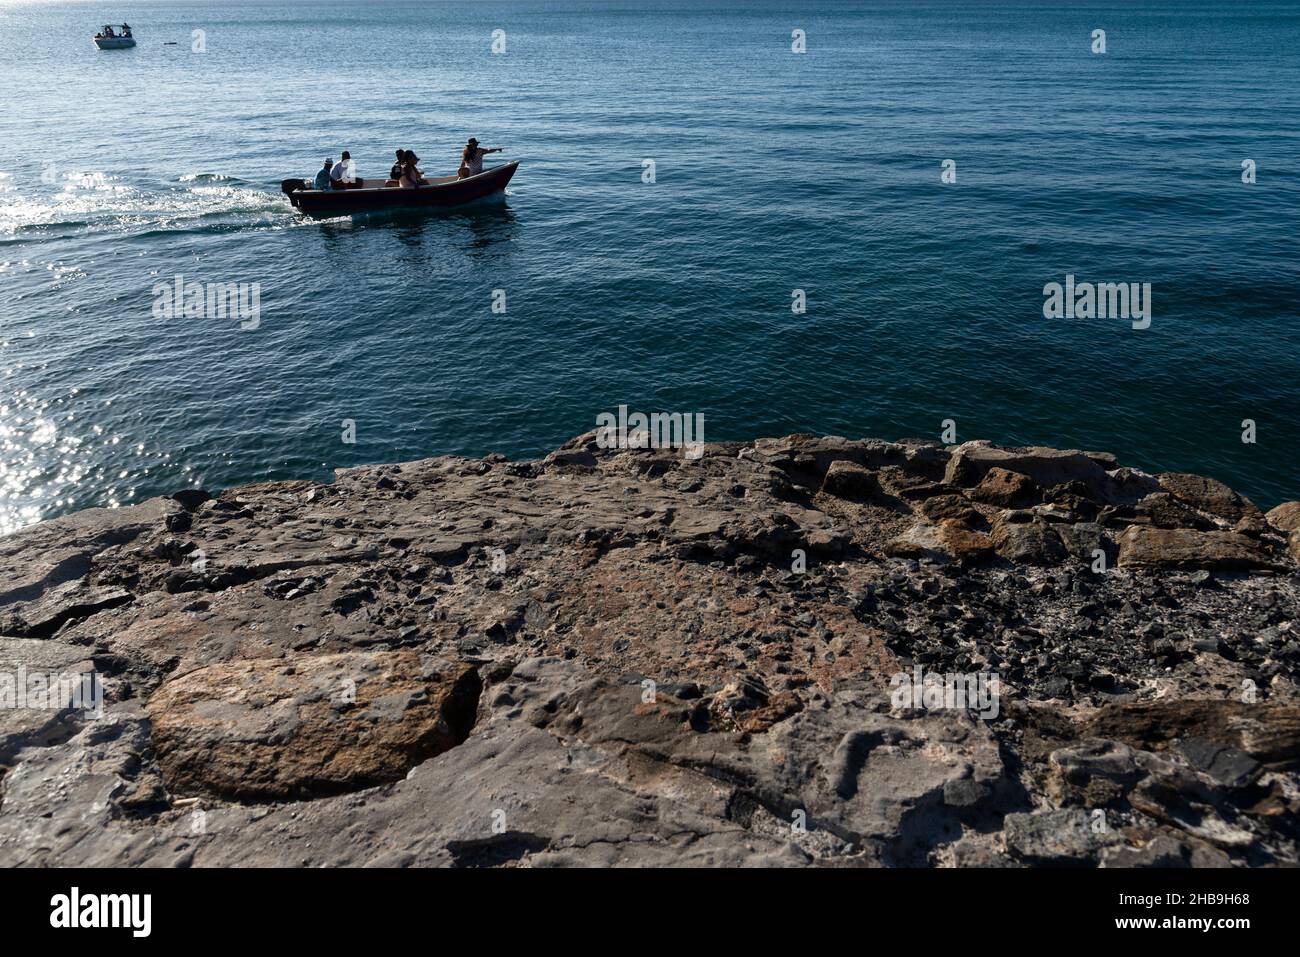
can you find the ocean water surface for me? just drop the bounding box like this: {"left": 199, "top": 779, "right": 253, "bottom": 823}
{"left": 2, "top": 0, "right": 1299, "bottom": 534}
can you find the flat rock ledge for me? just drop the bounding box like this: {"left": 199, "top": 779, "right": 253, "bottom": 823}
{"left": 1, "top": 433, "right": 1299, "bottom": 867}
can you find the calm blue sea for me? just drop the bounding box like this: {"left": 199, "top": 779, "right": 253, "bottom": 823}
{"left": 2, "top": 0, "right": 1299, "bottom": 533}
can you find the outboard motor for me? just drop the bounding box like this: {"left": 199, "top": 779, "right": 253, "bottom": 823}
{"left": 280, "top": 178, "right": 306, "bottom": 208}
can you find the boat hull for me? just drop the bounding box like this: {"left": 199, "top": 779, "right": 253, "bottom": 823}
{"left": 94, "top": 37, "right": 136, "bottom": 49}
{"left": 287, "top": 162, "right": 519, "bottom": 218}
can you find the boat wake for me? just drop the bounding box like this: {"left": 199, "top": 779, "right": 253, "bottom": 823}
{"left": 0, "top": 169, "right": 299, "bottom": 244}
{"left": 177, "top": 172, "right": 240, "bottom": 184}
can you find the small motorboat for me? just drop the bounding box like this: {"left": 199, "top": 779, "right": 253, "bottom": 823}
{"left": 93, "top": 24, "right": 136, "bottom": 49}
{"left": 281, "top": 161, "right": 519, "bottom": 218}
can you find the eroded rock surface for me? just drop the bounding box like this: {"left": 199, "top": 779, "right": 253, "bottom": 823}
{"left": 1, "top": 433, "right": 1298, "bottom": 867}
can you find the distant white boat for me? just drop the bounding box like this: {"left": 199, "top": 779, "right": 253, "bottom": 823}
{"left": 93, "top": 24, "right": 136, "bottom": 49}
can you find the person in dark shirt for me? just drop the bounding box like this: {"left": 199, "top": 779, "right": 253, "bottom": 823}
{"left": 313, "top": 158, "right": 333, "bottom": 191}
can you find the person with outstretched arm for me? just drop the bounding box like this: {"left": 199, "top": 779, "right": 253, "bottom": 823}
{"left": 457, "top": 138, "right": 503, "bottom": 179}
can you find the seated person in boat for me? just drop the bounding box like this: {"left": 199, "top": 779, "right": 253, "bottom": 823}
{"left": 102, "top": 25, "right": 115, "bottom": 37}
{"left": 330, "top": 151, "right": 362, "bottom": 189}
{"left": 390, "top": 149, "right": 404, "bottom": 181}
{"left": 398, "top": 151, "right": 427, "bottom": 187}
{"left": 314, "top": 158, "right": 334, "bottom": 191}
{"left": 457, "top": 138, "right": 503, "bottom": 179}
{"left": 122, "top": 24, "right": 132, "bottom": 37}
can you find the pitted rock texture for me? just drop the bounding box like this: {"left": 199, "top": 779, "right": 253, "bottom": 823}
{"left": 0, "top": 433, "right": 1298, "bottom": 867}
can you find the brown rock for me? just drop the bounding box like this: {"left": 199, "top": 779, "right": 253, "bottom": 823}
{"left": 970, "top": 467, "right": 1039, "bottom": 508}
{"left": 936, "top": 519, "right": 994, "bottom": 562}
{"left": 735, "top": 690, "right": 803, "bottom": 734}
{"left": 883, "top": 524, "right": 944, "bottom": 560}
{"left": 1082, "top": 700, "right": 1300, "bottom": 768}
{"left": 1137, "top": 492, "right": 1217, "bottom": 531}
{"left": 1262, "top": 503, "right": 1300, "bottom": 561}
{"left": 990, "top": 519, "right": 1065, "bottom": 565}
{"left": 1157, "top": 472, "right": 1261, "bottom": 523}
{"left": 146, "top": 651, "right": 482, "bottom": 800}
{"left": 1266, "top": 502, "right": 1300, "bottom": 533}
{"left": 915, "top": 494, "right": 981, "bottom": 526}
{"left": 1116, "top": 526, "right": 1279, "bottom": 571}
{"left": 884, "top": 520, "right": 992, "bottom": 563}
{"left": 821, "top": 459, "right": 883, "bottom": 501}
{"left": 944, "top": 442, "right": 1112, "bottom": 499}
{"left": 1233, "top": 512, "right": 1269, "bottom": 537}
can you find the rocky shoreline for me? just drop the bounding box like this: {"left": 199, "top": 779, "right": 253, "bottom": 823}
{"left": 2, "top": 433, "right": 1299, "bottom": 867}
